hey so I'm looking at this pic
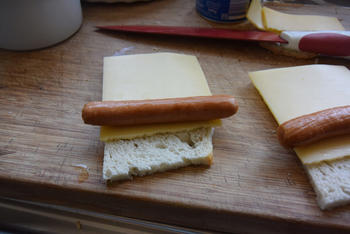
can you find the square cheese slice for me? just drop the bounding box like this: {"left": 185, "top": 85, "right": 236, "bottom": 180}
{"left": 103, "top": 53, "right": 211, "bottom": 101}
{"left": 100, "top": 53, "right": 221, "bottom": 141}
{"left": 246, "top": 0, "right": 344, "bottom": 33}
{"left": 249, "top": 65, "right": 350, "bottom": 164}
{"left": 262, "top": 7, "right": 345, "bottom": 33}
{"left": 246, "top": 0, "right": 264, "bottom": 30}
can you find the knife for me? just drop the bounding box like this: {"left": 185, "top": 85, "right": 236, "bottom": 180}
{"left": 96, "top": 25, "right": 350, "bottom": 58}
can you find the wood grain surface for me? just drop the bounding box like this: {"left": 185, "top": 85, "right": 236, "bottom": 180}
{"left": 0, "top": 1, "right": 350, "bottom": 233}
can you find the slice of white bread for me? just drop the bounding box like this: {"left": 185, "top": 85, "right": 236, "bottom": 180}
{"left": 305, "top": 157, "right": 350, "bottom": 210}
{"left": 103, "top": 127, "right": 213, "bottom": 181}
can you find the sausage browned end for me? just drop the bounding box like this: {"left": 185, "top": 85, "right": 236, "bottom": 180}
{"left": 277, "top": 105, "right": 350, "bottom": 149}
{"left": 82, "top": 95, "right": 238, "bottom": 126}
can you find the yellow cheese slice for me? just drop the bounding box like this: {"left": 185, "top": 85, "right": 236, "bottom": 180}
{"left": 100, "top": 53, "right": 219, "bottom": 141}
{"left": 246, "top": 0, "right": 344, "bottom": 33}
{"left": 246, "top": 0, "right": 264, "bottom": 30}
{"left": 103, "top": 53, "right": 211, "bottom": 101}
{"left": 101, "top": 120, "right": 222, "bottom": 142}
{"left": 294, "top": 136, "right": 350, "bottom": 165}
{"left": 262, "top": 7, "right": 345, "bottom": 33}
{"left": 249, "top": 65, "right": 350, "bottom": 164}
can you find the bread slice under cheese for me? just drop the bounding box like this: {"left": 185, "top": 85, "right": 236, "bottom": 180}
{"left": 104, "top": 128, "right": 213, "bottom": 180}
{"left": 101, "top": 53, "right": 218, "bottom": 181}
{"left": 249, "top": 64, "right": 350, "bottom": 210}
{"left": 305, "top": 157, "right": 350, "bottom": 210}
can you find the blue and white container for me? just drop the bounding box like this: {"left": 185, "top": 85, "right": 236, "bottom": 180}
{"left": 196, "top": 0, "right": 250, "bottom": 23}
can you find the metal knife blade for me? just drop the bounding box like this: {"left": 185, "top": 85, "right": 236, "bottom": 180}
{"left": 96, "top": 25, "right": 287, "bottom": 43}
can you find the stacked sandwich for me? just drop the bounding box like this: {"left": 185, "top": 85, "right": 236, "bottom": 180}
{"left": 82, "top": 53, "right": 238, "bottom": 181}
{"left": 250, "top": 64, "right": 350, "bottom": 210}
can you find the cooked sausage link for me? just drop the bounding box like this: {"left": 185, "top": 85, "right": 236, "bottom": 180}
{"left": 82, "top": 95, "right": 238, "bottom": 126}
{"left": 277, "top": 105, "right": 350, "bottom": 149}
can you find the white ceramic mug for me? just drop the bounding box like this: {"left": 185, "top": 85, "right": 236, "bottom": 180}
{"left": 0, "top": 0, "right": 82, "bottom": 50}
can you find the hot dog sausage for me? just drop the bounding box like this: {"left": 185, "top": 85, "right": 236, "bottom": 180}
{"left": 277, "top": 105, "right": 350, "bottom": 149}
{"left": 82, "top": 95, "right": 238, "bottom": 126}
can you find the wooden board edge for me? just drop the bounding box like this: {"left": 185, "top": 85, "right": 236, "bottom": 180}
{"left": 1, "top": 177, "right": 349, "bottom": 233}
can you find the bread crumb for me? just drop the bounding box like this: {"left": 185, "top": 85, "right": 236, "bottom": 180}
{"left": 76, "top": 221, "right": 82, "bottom": 230}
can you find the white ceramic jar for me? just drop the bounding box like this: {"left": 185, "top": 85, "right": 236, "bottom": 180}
{"left": 0, "top": 0, "right": 82, "bottom": 50}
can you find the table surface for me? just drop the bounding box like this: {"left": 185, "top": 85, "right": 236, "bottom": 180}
{"left": 1, "top": 1, "right": 350, "bottom": 233}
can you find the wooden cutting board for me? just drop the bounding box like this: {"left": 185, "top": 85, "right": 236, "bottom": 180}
{"left": 0, "top": 1, "right": 349, "bottom": 233}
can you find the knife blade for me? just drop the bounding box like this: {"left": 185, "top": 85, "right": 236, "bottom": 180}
{"left": 96, "top": 25, "right": 287, "bottom": 43}
{"left": 96, "top": 25, "right": 350, "bottom": 58}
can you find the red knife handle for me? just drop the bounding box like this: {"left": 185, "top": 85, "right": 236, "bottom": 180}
{"left": 299, "top": 33, "right": 350, "bottom": 56}
{"left": 281, "top": 31, "right": 350, "bottom": 58}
